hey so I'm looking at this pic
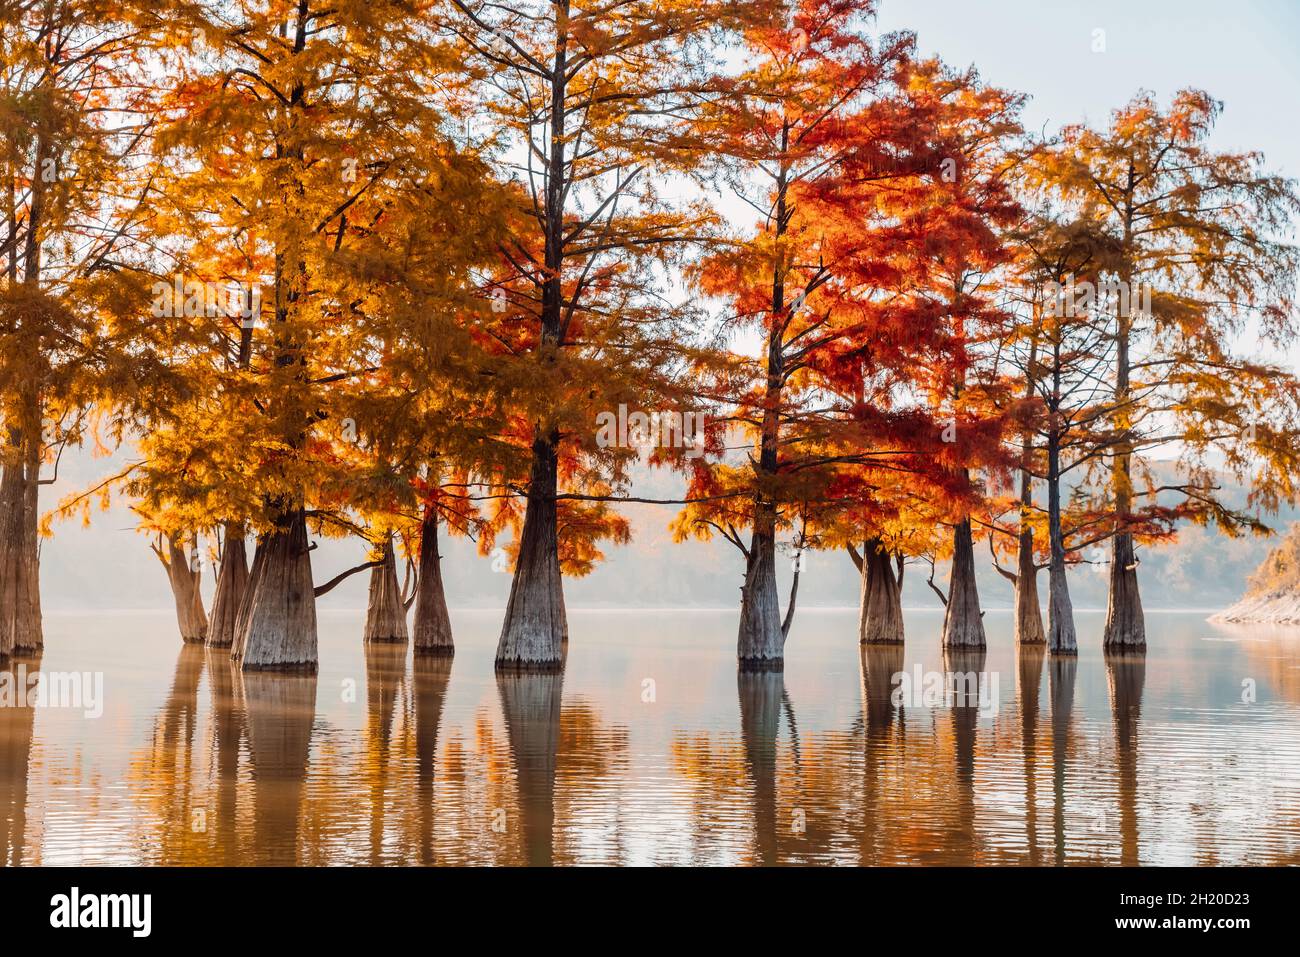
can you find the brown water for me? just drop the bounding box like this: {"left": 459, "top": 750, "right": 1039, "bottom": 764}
{"left": 2, "top": 608, "right": 1298, "bottom": 866}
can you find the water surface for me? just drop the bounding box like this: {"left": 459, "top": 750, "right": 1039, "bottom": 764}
{"left": 2, "top": 608, "right": 1298, "bottom": 865}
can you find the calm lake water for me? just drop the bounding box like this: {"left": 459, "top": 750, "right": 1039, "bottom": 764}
{"left": 2, "top": 607, "right": 1298, "bottom": 866}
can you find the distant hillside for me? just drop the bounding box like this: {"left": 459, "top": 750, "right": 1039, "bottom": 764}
{"left": 1210, "top": 522, "right": 1300, "bottom": 624}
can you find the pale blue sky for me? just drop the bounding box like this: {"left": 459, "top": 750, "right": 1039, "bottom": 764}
{"left": 873, "top": 0, "right": 1300, "bottom": 367}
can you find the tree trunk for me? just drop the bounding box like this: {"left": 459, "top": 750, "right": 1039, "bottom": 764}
{"left": 0, "top": 431, "right": 41, "bottom": 658}
{"left": 412, "top": 509, "right": 454, "bottom": 657}
{"left": 1104, "top": 531, "right": 1146, "bottom": 652}
{"left": 495, "top": 437, "right": 566, "bottom": 671}
{"left": 737, "top": 508, "right": 784, "bottom": 670}
{"left": 1013, "top": 531, "right": 1045, "bottom": 645}
{"left": 1104, "top": 246, "right": 1146, "bottom": 653}
{"left": 161, "top": 534, "right": 208, "bottom": 643}
{"left": 364, "top": 534, "right": 409, "bottom": 644}
{"left": 1046, "top": 441, "right": 1077, "bottom": 655}
{"left": 858, "top": 539, "right": 904, "bottom": 645}
{"left": 941, "top": 519, "right": 986, "bottom": 649}
{"left": 239, "top": 508, "right": 318, "bottom": 672}
{"left": 207, "top": 525, "right": 249, "bottom": 648}
{"left": 231, "top": 531, "right": 267, "bottom": 661}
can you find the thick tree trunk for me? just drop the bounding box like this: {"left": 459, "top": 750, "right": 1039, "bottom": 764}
{"left": 0, "top": 433, "right": 41, "bottom": 658}
{"left": 160, "top": 535, "right": 208, "bottom": 643}
{"left": 496, "top": 669, "right": 563, "bottom": 866}
{"left": 737, "top": 511, "right": 784, "bottom": 670}
{"left": 364, "top": 535, "right": 409, "bottom": 644}
{"left": 1013, "top": 529, "right": 1046, "bottom": 645}
{"left": 207, "top": 525, "right": 248, "bottom": 648}
{"left": 1104, "top": 531, "right": 1146, "bottom": 652}
{"left": 858, "top": 539, "right": 904, "bottom": 645}
{"left": 941, "top": 519, "right": 986, "bottom": 649}
{"left": 230, "top": 532, "right": 267, "bottom": 661}
{"left": 496, "top": 438, "right": 566, "bottom": 671}
{"left": 239, "top": 508, "right": 318, "bottom": 672}
{"left": 412, "top": 509, "right": 453, "bottom": 657}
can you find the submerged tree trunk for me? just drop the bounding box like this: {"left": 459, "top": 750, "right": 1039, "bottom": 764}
{"left": 1104, "top": 531, "right": 1145, "bottom": 652}
{"left": 157, "top": 534, "right": 207, "bottom": 643}
{"left": 412, "top": 508, "right": 453, "bottom": 656}
{"left": 496, "top": 437, "right": 566, "bottom": 671}
{"left": 231, "top": 532, "right": 267, "bottom": 661}
{"left": 0, "top": 431, "right": 42, "bottom": 658}
{"left": 1104, "top": 251, "right": 1146, "bottom": 653}
{"left": 855, "top": 539, "right": 904, "bottom": 645}
{"left": 207, "top": 526, "right": 249, "bottom": 649}
{"left": 1013, "top": 529, "right": 1046, "bottom": 645}
{"left": 1047, "top": 442, "right": 1077, "bottom": 655}
{"left": 364, "top": 534, "right": 409, "bottom": 644}
{"left": 240, "top": 508, "right": 318, "bottom": 672}
{"left": 941, "top": 519, "right": 986, "bottom": 649}
{"left": 737, "top": 507, "right": 784, "bottom": 670}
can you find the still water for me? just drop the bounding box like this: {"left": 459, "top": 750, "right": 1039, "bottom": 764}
{"left": 2, "top": 608, "right": 1298, "bottom": 866}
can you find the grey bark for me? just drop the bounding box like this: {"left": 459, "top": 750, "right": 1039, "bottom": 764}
{"left": 412, "top": 509, "right": 454, "bottom": 656}
{"left": 364, "top": 535, "right": 409, "bottom": 644}
{"left": 230, "top": 531, "right": 267, "bottom": 661}
{"left": 737, "top": 516, "right": 784, "bottom": 670}
{"left": 207, "top": 525, "right": 249, "bottom": 648}
{"left": 941, "top": 519, "right": 986, "bottom": 649}
{"left": 496, "top": 438, "right": 567, "bottom": 671}
{"left": 1104, "top": 224, "right": 1146, "bottom": 652}
{"left": 0, "top": 430, "right": 41, "bottom": 658}
{"left": 857, "top": 539, "right": 904, "bottom": 645}
{"left": 1104, "top": 532, "right": 1146, "bottom": 652}
{"left": 158, "top": 534, "right": 208, "bottom": 643}
{"left": 239, "top": 509, "right": 319, "bottom": 672}
{"left": 1046, "top": 436, "right": 1077, "bottom": 655}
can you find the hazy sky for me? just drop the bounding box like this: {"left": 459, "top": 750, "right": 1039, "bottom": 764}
{"left": 873, "top": 0, "right": 1300, "bottom": 366}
